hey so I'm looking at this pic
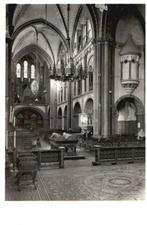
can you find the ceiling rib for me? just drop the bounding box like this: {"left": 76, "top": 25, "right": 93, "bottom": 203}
{"left": 39, "top": 32, "right": 55, "bottom": 64}
{"left": 12, "top": 19, "right": 68, "bottom": 50}
{"left": 13, "top": 5, "right": 31, "bottom": 26}
{"left": 56, "top": 4, "right": 68, "bottom": 39}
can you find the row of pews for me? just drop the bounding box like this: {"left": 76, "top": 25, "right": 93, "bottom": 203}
{"left": 7, "top": 133, "right": 145, "bottom": 191}
{"left": 11, "top": 148, "right": 64, "bottom": 191}
{"left": 92, "top": 135, "right": 145, "bottom": 165}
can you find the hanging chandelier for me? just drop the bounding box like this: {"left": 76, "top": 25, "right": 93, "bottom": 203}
{"left": 48, "top": 4, "right": 86, "bottom": 82}
{"left": 30, "top": 33, "right": 39, "bottom": 101}
{"left": 49, "top": 59, "right": 86, "bottom": 81}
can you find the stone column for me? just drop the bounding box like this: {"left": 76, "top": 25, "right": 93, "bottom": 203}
{"left": 6, "top": 34, "right": 15, "bottom": 151}
{"left": 67, "top": 80, "right": 72, "bottom": 131}
{"left": 101, "top": 41, "right": 114, "bottom": 138}
{"left": 6, "top": 37, "right": 11, "bottom": 150}
{"left": 93, "top": 39, "right": 113, "bottom": 138}
{"left": 102, "top": 41, "right": 109, "bottom": 137}
{"left": 93, "top": 40, "right": 102, "bottom": 137}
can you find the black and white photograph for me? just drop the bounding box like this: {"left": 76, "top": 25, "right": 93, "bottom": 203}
{"left": 5, "top": 2, "right": 145, "bottom": 203}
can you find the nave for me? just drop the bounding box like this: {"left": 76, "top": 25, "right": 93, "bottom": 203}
{"left": 6, "top": 140, "right": 145, "bottom": 201}
{"left": 6, "top": 4, "right": 145, "bottom": 201}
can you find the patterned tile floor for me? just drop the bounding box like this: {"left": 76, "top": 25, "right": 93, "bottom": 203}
{"left": 5, "top": 152, "right": 145, "bottom": 201}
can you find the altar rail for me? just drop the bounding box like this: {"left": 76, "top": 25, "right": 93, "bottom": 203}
{"left": 92, "top": 144, "right": 145, "bottom": 165}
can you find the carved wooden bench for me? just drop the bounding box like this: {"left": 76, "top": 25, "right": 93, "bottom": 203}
{"left": 32, "top": 148, "right": 64, "bottom": 169}
{"left": 15, "top": 152, "right": 38, "bottom": 191}
{"left": 92, "top": 144, "right": 145, "bottom": 165}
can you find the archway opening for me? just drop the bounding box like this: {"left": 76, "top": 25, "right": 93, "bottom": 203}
{"left": 64, "top": 106, "right": 67, "bottom": 131}
{"left": 117, "top": 98, "right": 137, "bottom": 135}
{"left": 84, "top": 98, "right": 93, "bottom": 126}
{"left": 16, "top": 108, "right": 43, "bottom": 130}
{"left": 73, "top": 102, "right": 81, "bottom": 131}
{"left": 57, "top": 107, "right": 62, "bottom": 130}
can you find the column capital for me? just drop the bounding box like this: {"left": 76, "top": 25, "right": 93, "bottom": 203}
{"left": 94, "top": 38, "right": 115, "bottom": 46}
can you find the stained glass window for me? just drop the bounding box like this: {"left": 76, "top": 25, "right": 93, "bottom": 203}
{"left": 24, "top": 60, "right": 28, "bottom": 78}
{"left": 16, "top": 63, "right": 21, "bottom": 78}
{"left": 31, "top": 65, "right": 35, "bottom": 79}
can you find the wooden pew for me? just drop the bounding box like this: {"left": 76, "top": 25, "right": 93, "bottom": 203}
{"left": 92, "top": 144, "right": 145, "bottom": 165}
{"left": 32, "top": 148, "right": 64, "bottom": 169}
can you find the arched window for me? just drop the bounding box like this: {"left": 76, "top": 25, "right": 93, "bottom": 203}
{"left": 16, "top": 113, "right": 24, "bottom": 128}
{"left": 84, "top": 54, "right": 87, "bottom": 92}
{"left": 89, "top": 65, "right": 93, "bottom": 91}
{"left": 78, "top": 79, "right": 82, "bottom": 95}
{"left": 31, "top": 65, "right": 35, "bottom": 79}
{"left": 23, "top": 60, "right": 28, "bottom": 78}
{"left": 117, "top": 100, "right": 137, "bottom": 135}
{"left": 16, "top": 63, "right": 21, "bottom": 78}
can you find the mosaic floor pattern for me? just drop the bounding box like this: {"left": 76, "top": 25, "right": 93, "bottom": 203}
{"left": 5, "top": 158, "right": 145, "bottom": 201}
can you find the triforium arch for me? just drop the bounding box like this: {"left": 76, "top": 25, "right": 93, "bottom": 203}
{"left": 71, "top": 4, "right": 98, "bottom": 51}
{"left": 114, "top": 95, "right": 145, "bottom": 136}
{"left": 87, "top": 56, "right": 94, "bottom": 91}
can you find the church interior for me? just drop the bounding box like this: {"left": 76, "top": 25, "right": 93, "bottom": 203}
{"left": 5, "top": 4, "right": 145, "bottom": 200}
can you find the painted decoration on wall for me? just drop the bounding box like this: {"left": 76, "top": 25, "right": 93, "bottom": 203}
{"left": 31, "top": 80, "right": 39, "bottom": 96}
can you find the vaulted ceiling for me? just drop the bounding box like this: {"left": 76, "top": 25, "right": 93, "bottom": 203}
{"left": 9, "top": 4, "right": 145, "bottom": 66}
{"left": 11, "top": 4, "right": 83, "bottom": 65}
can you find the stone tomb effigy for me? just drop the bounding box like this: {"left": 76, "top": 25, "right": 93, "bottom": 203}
{"left": 49, "top": 132, "right": 85, "bottom": 159}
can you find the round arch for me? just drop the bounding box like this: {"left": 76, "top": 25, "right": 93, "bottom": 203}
{"left": 114, "top": 95, "right": 145, "bottom": 135}
{"left": 73, "top": 102, "right": 82, "bottom": 131}
{"left": 103, "top": 5, "right": 145, "bottom": 42}
{"left": 64, "top": 105, "right": 67, "bottom": 131}
{"left": 84, "top": 98, "right": 93, "bottom": 127}
{"left": 84, "top": 98, "right": 93, "bottom": 114}
{"left": 14, "top": 107, "right": 44, "bottom": 129}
